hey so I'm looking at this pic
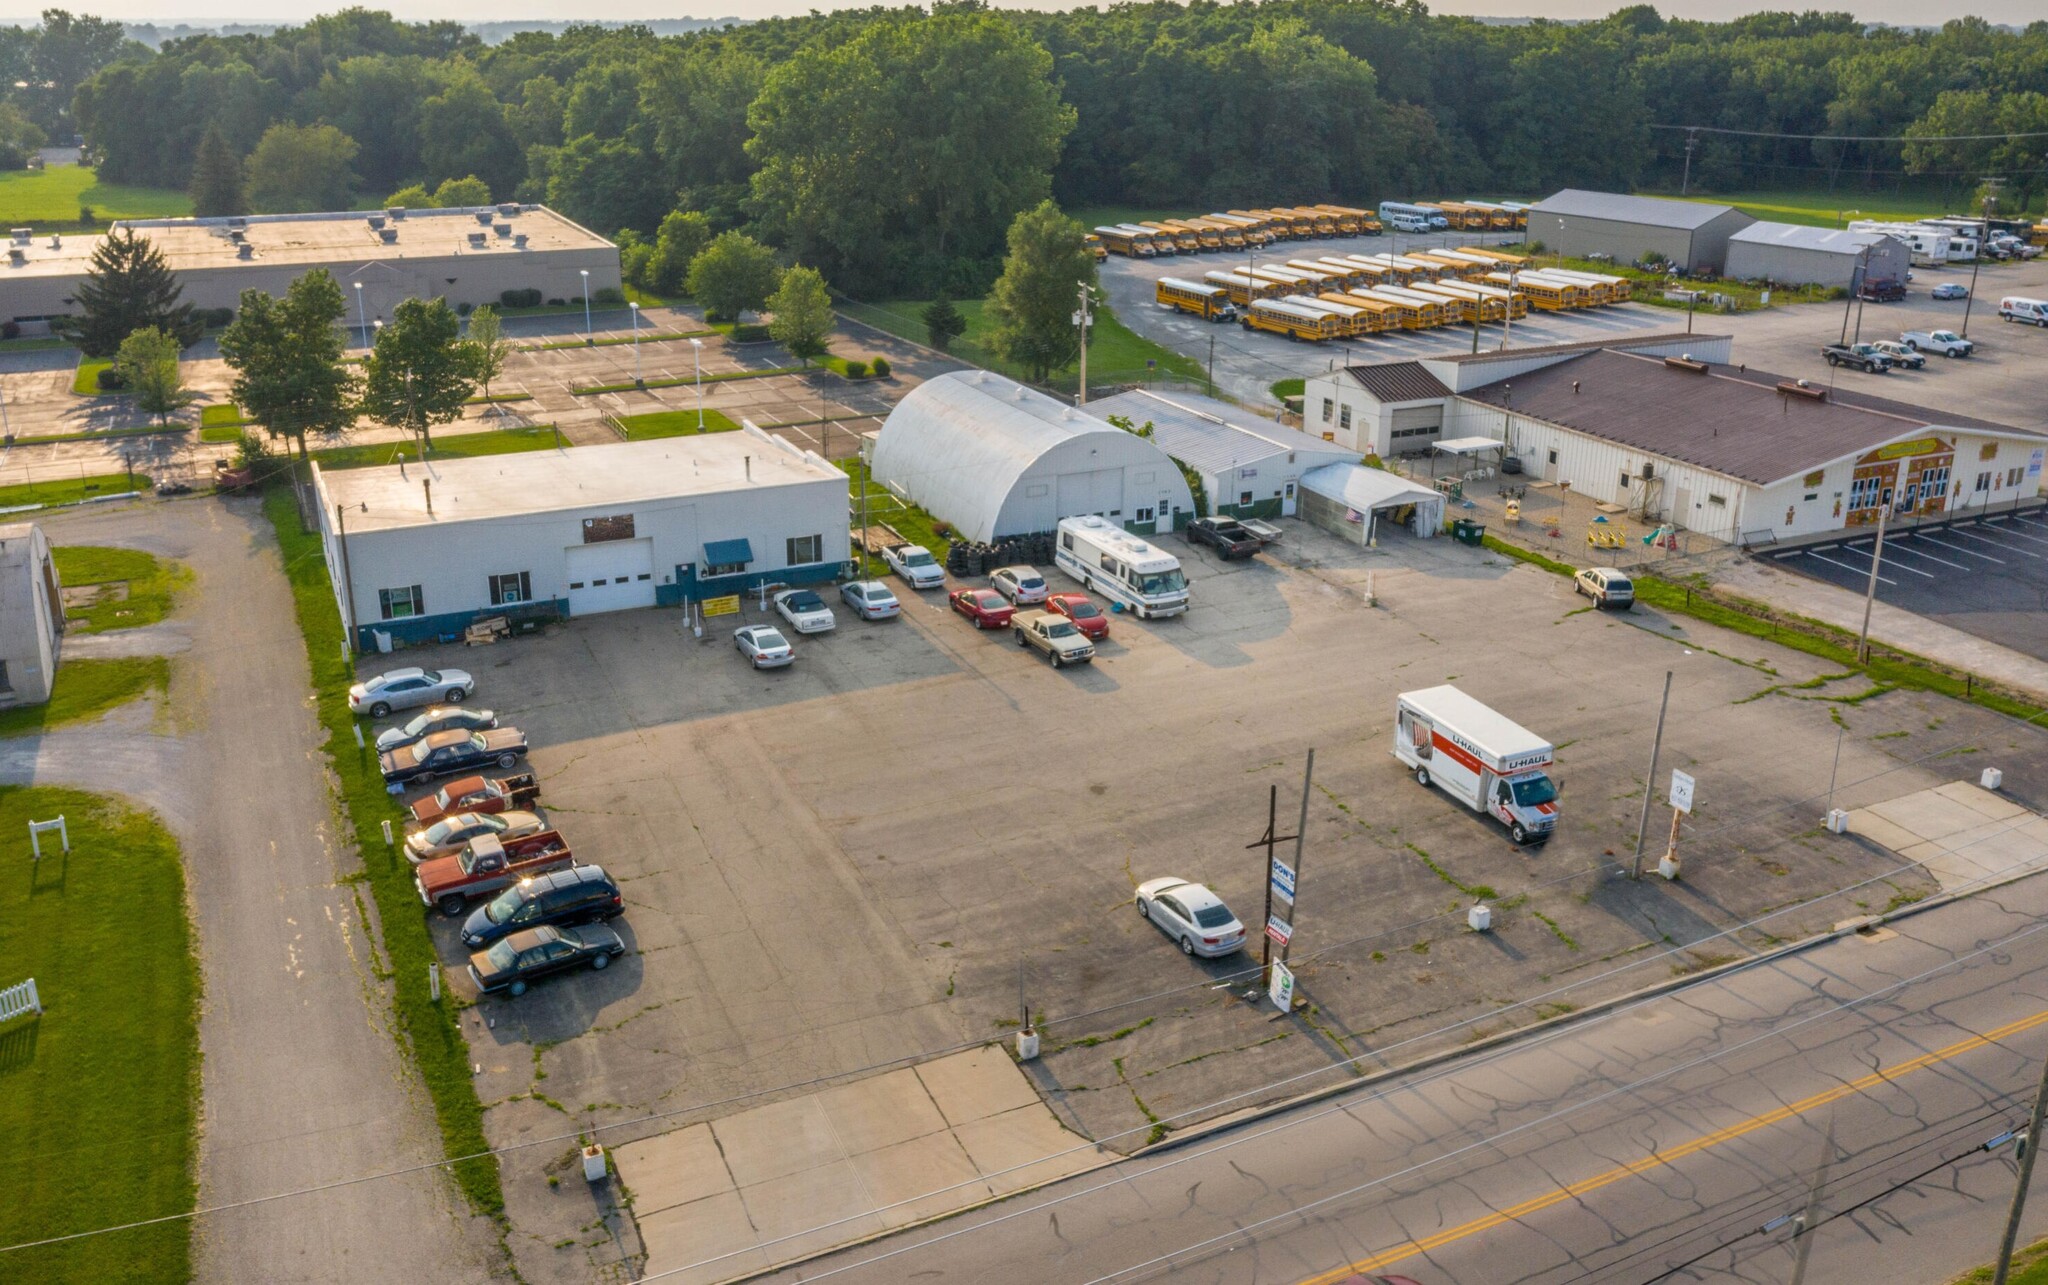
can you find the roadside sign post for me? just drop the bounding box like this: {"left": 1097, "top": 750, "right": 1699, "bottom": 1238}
{"left": 1267, "top": 960, "right": 1295, "bottom": 1012}
{"left": 1248, "top": 748, "right": 1314, "bottom": 1007}
{"left": 1661, "top": 768, "right": 1694, "bottom": 880}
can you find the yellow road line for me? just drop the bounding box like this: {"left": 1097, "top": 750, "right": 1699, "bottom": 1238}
{"left": 1298, "top": 1006, "right": 2048, "bottom": 1285}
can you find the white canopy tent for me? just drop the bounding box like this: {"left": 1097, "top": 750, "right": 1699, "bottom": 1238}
{"left": 1298, "top": 463, "right": 1446, "bottom": 544}
{"left": 1432, "top": 436, "right": 1507, "bottom": 456}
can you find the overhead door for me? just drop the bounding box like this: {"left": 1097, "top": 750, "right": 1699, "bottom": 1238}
{"left": 565, "top": 539, "right": 656, "bottom": 615}
{"left": 1389, "top": 406, "right": 1441, "bottom": 452}
{"left": 1056, "top": 469, "right": 1125, "bottom": 519}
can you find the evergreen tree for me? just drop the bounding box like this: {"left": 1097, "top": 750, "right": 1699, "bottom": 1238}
{"left": 984, "top": 201, "right": 1093, "bottom": 382}
{"left": 188, "top": 123, "right": 244, "bottom": 218}
{"left": 60, "top": 228, "right": 203, "bottom": 357}
{"left": 922, "top": 295, "right": 966, "bottom": 353}
{"left": 360, "top": 297, "right": 478, "bottom": 450}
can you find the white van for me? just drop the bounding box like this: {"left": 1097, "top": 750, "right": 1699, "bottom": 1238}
{"left": 1393, "top": 686, "right": 1559, "bottom": 845}
{"left": 2000, "top": 296, "right": 2048, "bottom": 327}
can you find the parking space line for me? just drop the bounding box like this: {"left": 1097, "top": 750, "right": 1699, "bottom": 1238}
{"left": 1912, "top": 532, "right": 2005, "bottom": 564}
{"left": 1882, "top": 539, "right": 1971, "bottom": 570}
{"left": 1798, "top": 550, "right": 1897, "bottom": 585}
{"left": 1944, "top": 525, "right": 2041, "bottom": 559}
{"left": 1831, "top": 541, "right": 1938, "bottom": 577}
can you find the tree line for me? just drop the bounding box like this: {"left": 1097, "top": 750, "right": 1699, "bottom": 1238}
{"left": 5, "top": 5, "right": 2047, "bottom": 295}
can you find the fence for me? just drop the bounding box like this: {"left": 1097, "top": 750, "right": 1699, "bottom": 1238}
{"left": 0, "top": 978, "right": 41, "bottom": 1023}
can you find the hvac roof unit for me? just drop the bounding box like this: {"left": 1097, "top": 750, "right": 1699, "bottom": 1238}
{"left": 467, "top": 231, "right": 487, "bottom": 248}
{"left": 367, "top": 214, "right": 386, "bottom": 229}
{"left": 378, "top": 227, "right": 398, "bottom": 244}
{"left": 227, "top": 216, "right": 247, "bottom": 229}
{"left": 48, "top": 234, "right": 60, "bottom": 249}
{"left": 512, "top": 233, "right": 528, "bottom": 248}
{"left": 493, "top": 222, "right": 512, "bottom": 237}
{"left": 7, "top": 247, "right": 24, "bottom": 265}
{"left": 1776, "top": 379, "right": 1828, "bottom": 403}
{"left": 387, "top": 206, "right": 406, "bottom": 219}
{"left": 9, "top": 227, "right": 30, "bottom": 246}
{"left": 474, "top": 210, "right": 494, "bottom": 225}
{"left": 496, "top": 203, "right": 519, "bottom": 218}
{"left": 236, "top": 242, "right": 254, "bottom": 259}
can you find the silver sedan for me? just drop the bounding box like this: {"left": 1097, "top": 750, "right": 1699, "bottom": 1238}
{"left": 735, "top": 625, "right": 795, "bottom": 669}
{"left": 1136, "top": 877, "right": 1247, "bottom": 957}
{"left": 349, "top": 667, "right": 475, "bottom": 718}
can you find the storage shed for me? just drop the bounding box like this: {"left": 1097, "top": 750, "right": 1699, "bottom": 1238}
{"left": 1529, "top": 190, "right": 1754, "bottom": 273}
{"left": 313, "top": 428, "right": 848, "bottom": 650}
{"left": 871, "top": 371, "right": 1194, "bottom": 542}
{"left": 1083, "top": 388, "right": 1355, "bottom": 520}
{"left": 1724, "top": 223, "right": 1910, "bottom": 289}
{"left": 0, "top": 522, "right": 62, "bottom": 708}
{"left": 1297, "top": 464, "right": 1446, "bottom": 545}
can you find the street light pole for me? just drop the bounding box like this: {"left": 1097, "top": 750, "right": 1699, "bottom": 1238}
{"left": 1992, "top": 1045, "right": 2048, "bottom": 1285}
{"left": 690, "top": 337, "right": 704, "bottom": 431}
{"left": 352, "top": 281, "right": 367, "bottom": 347}
{"left": 1073, "top": 281, "right": 1094, "bottom": 405}
{"left": 580, "top": 269, "right": 592, "bottom": 344}
{"left": 629, "top": 301, "right": 642, "bottom": 388}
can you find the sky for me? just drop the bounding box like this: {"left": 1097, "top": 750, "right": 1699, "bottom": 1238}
{"left": 1, "top": 0, "right": 2040, "bottom": 29}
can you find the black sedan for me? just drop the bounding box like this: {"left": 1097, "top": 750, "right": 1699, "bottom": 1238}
{"left": 467, "top": 924, "right": 625, "bottom": 996}
{"left": 380, "top": 727, "right": 529, "bottom": 790}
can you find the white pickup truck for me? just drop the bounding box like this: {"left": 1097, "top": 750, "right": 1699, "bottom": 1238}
{"left": 1900, "top": 328, "right": 1975, "bottom": 357}
{"left": 881, "top": 543, "right": 946, "bottom": 590}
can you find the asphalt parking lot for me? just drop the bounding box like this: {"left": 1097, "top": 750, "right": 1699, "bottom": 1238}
{"left": 1766, "top": 503, "right": 2048, "bottom": 661}
{"left": 358, "top": 513, "right": 2048, "bottom": 1282}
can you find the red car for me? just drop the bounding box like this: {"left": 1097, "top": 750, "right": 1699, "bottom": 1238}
{"left": 950, "top": 587, "right": 1015, "bottom": 629}
{"left": 1045, "top": 592, "right": 1109, "bottom": 641}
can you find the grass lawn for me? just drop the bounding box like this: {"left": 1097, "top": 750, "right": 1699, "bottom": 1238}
{"left": 0, "top": 335, "right": 74, "bottom": 353}
{"left": 199, "top": 405, "right": 248, "bottom": 443}
{"left": 1948, "top": 1234, "right": 2048, "bottom": 1284}
{"left": 0, "top": 657, "right": 169, "bottom": 738}
{"left": 1270, "top": 377, "right": 1305, "bottom": 402}
{"left": 0, "top": 472, "right": 138, "bottom": 508}
{"left": 53, "top": 546, "right": 189, "bottom": 633}
{"left": 0, "top": 785, "right": 197, "bottom": 1283}
{"left": 312, "top": 426, "right": 568, "bottom": 471}
{"left": 71, "top": 358, "right": 114, "bottom": 396}
{"left": 838, "top": 458, "right": 952, "bottom": 574}
{"left": 613, "top": 408, "right": 741, "bottom": 439}
{"left": 520, "top": 328, "right": 714, "bottom": 353}
{"left": 1653, "top": 187, "right": 1966, "bottom": 229}
{"left": 260, "top": 487, "right": 500, "bottom": 1212}
{"left": 1532, "top": 252, "right": 1839, "bottom": 311}
{"left": 0, "top": 166, "right": 191, "bottom": 226}
{"left": 836, "top": 296, "right": 1197, "bottom": 392}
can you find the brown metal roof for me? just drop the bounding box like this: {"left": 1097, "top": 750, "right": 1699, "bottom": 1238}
{"left": 1460, "top": 349, "right": 2041, "bottom": 486}
{"left": 1341, "top": 361, "right": 1449, "bottom": 403}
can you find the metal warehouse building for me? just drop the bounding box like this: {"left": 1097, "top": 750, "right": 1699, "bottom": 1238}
{"left": 1084, "top": 388, "right": 1356, "bottom": 520}
{"left": 313, "top": 429, "right": 848, "bottom": 651}
{"left": 1724, "top": 222, "right": 1911, "bottom": 289}
{"left": 4, "top": 204, "right": 621, "bottom": 325}
{"left": 1529, "top": 190, "right": 1754, "bottom": 273}
{"left": 0, "top": 522, "right": 62, "bottom": 708}
{"left": 871, "top": 371, "right": 1194, "bottom": 543}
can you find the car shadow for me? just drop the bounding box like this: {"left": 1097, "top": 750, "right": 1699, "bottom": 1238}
{"left": 441, "top": 916, "right": 645, "bottom": 1046}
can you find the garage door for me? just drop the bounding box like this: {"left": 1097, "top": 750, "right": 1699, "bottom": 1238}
{"left": 1056, "top": 469, "right": 1125, "bottom": 519}
{"left": 565, "top": 539, "right": 656, "bottom": 616}
{"left": 1389, "top": 406, "right": 1441, "bottom": 452}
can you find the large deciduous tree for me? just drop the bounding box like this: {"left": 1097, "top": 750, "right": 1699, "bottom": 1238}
{"left": 686, "top": 231, "right": 781, "bottom": 324}
{"left": 188, "top": 123, "right": 244, "bottom": 217}
{"left": 246, "top": 123, "right": 360, "bottom": 214}
{"left": 114, "top": 326, "right": 193, "bottom": 426}
{"left": 464, "top": 305, "right": 510, "bottom": 405}
{"left": 217, "top": 269, "right": 359, "bottom": 467}
{"left": 60, "top": 228, "right": 202, "bottom": 357}
{"left": 766, "top": 266, "right": 834, "bottom": 367}
{"left": 984, "top": 201, "right": 1094, "bottom": 383}
{"left": 418, "top": 69, "right": 523, "bottom": 199}
{"left": 360, "top": 297, "right": 478, "bottom": 450}
{"left": 649, "top": 209, "right": 713, "bottom": 297}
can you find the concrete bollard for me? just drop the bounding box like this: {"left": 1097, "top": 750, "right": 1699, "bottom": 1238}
{"left": 353, "top": 723, "right": 365, "bottom": 749}
{"left": 381, "top": 819, "right": 393, "bottom": 846}
{"left": 583, "top": 1143, "right": 607, "bottom": 1183}
{"left": 1827, "top": 808, "right": 1850, "bottom": 834}
{"left": 1016, "top": 1028, "right": 1040, "bottom": 1061}
{"left": 1982, "top": 767, "right": 2004, "bottom": 791}
{"left": 1467, "top": 903, "right": 1492, "bottom": 933}
{"left": 1658, "top": 855, "right": 1681, "bottom": 881}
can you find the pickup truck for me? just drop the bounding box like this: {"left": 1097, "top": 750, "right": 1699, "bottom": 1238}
{"left": 1821, "top": 342, "right": 1890, "bottom": 373}
{"left": 882, "top": 543, "right": 946, "bottom": 590}
{"left": 1900, "top": 328, "right": 1975, "bottom": 357}
{"left": 416, "top": 830, "right": 573, "bottom": 916}
{"left": 1184, "top": 516, "right": 1261, "bottom": 559}
{"left": 1012, "top": 610, "right": 1096, "bottom": 667}
{"left": 408, "top": 773, "right": 541, "bottom": 827}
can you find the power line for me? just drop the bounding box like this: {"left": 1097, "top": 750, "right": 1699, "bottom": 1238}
{"left": 1652, "top": 123, "right": 2048, "bottom": 143}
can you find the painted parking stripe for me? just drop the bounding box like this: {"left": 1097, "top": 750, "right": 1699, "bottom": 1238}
{"left": 1799, "top": 550, "right": 1898, "bottom": 585}
{"left": 1990, "top": 525, "right": 2048, "bottom": 549}
{"left": 1944, "top": 525, "right": 2042, "bottom": 558}
{"left": 1840, "top": 540, "right": 1947, "bottom": 575}
{"left": 1876, "top": 539, "right": 1971, "bottom": 570}
{"left": 1806, "top": 542, "right": 1929, "bottom": 579}
{"left": 1913, "top": 532, "right": 2006, "bottom": 564}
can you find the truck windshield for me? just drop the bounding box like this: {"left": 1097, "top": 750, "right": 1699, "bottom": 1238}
{"left": 1510, "top": 775, "right": 1558, "bottom": 808}
{"left": 902, "top": 551, "right": 933, "bottom": 567}
{"left": 1136, "top": 569, "right": 1187, "bottom": 596}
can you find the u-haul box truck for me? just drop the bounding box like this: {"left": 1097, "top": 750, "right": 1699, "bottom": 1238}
{"left": 1393, "top": 685, "right": 1559, "bottom": 844}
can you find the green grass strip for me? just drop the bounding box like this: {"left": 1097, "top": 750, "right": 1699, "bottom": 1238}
{"left": 53, "top": 545, "right": 190, "bottom": 633}
{"left": 312, "top": 427, "right": 568, "bottom": 471}
{"left": 261, "top": 486, "right": 502, "bottom": 1214}
{"left": 612, "top": 409, "right": 741, "bottom": 439}
{"left": 519, "top": 329, "right": 714, "bottom": 353}
{"left": 71, "top": 358, "right": 115, "bottom": 397}
{"left": 463, "top": 392, "right": 533, "bottom": 404}
{"left": 0, "top": 656, "right": 168, "bottom": 738}
{"left": 570, "top": 365, "right": 808, "bottom": 396}
{"left": 4, "top": 425, "right": 190, "bottom": 448}
{"left": 0, "top": 785, "right": 197, "bottom": 1283}
{"left": 0, "top": 472, "right": 140, "bottom": 509}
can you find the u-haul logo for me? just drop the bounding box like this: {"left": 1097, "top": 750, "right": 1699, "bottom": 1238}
{"left": 1503, "top": 751, "right": 1552, "bottom": 771}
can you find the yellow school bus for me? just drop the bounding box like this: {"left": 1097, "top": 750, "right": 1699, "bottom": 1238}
{"left": 1244, "top": 298, "right": 1341, "bottom": 341}
{"left": 1202, "top": 270, "right": 1284, "bottom": 308}
{"left": 1156, "top": 277, "right": 1236, "bottom": 321}
{"left": 1094, "top": 226, "right": 1153, "bottom": 257}
{"left": 1084, "top": 232, "right": 1108, "bottom": 261}
{"left": 1318, "top": 292, "right": 1397, "bottom": 333}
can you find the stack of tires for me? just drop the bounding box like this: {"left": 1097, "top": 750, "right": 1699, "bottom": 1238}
{"left": 945, "top": 531, "right": 1057, "bottom": 578}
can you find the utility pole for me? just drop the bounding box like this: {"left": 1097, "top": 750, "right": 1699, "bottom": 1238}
{"left": 1992, "top": 1044, "right": 2048, "bottom": 1285}
{"left": 1680, "top": 126, "right": 1701, "bottom": 196}
{"left": 1207, "top": 332, "right": 1216, "bottom": 399}
{"left": 1856, "top": 502, "right": 1890, "bottom": 664}
{"left": 1788, "top": 1116, "right": 1837, "bottom": 1285}
{"left": 1248, "top": 783, "right": 1296, "bottom": 987}
{"left": 1279, "top": 749, "right": 1314, "bottom": 973}
{"left": 1073, "top": 281, "right": 1095, "bottom": 406}
{"left": 1962, "top": 178, "right": 2002, "bottom": 340}
{"left": 1631, "top": 671, "right": 1674, "bottom": 880}
{"left": 1840, "top": 247, "right": 1867, "bottom": 345}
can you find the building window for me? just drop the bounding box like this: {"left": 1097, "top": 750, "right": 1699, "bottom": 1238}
{"left": 1134, "top": 506, "right": 1154, "bottom": 523}
{"left": 1707, "top": 494, "right": 1727, "bottom": 507}
{"left": 1547, "top": 449, "right": 1558, "bottom": 465}
{"left": 2009, "top": 466, "right": 2025, "bottom": 487}
{"left": 1976, "top": 471, "right": 1993, "bottom": 493}
{"left": 705, "top": 562, "right": 744, "bottom": 577}
{"left": 1921, "top": 466, "right": 1950, "bottom": 500}
{"left": 1321, "top": 399, "right": 1333, "bottom": 423}
{"left": 1239, "top": 491, "right": 1253, "bottom": 506}
{"left": 1618, "top": 471, "right": 1631, "bottom": 491}
{"left": 1338, "top": 405, "right": 1352, "bottom": 431}
{"left": 489, "top": 572, "right": 532, "bottom": 606}
{"left": 1849, "top": 475, "right": 1882, "bottom": 510}
{"left": 786, "top": 534, "right": 823, "bottom": 565}
{"left": 379, "top": 585, "right": 424, "bottom": 620}
{"left": 0, "top": 660, "right": 9, "bottom": 693}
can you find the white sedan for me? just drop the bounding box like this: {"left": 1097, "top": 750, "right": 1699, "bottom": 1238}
{"left": 990, "top": 565, "right": 1049, "bottom": 606}
{"left": 773, "top": 588, "right": 837, "bottom": 634}
{"left": 734, "top": 625, "right": 795, "bottom": 669}
{"left": 840, "top": 580, "right": 901, "bottom": 621}
{"left": 1135, "top": 877, "right": 1247, "bottom": 957}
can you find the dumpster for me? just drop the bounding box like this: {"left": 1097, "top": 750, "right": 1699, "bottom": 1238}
{"left": 1451, "top": 519, "right": 1486, "bottom": 547}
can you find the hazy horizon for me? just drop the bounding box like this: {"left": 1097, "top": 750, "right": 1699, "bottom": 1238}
{"left": 2, "top": 0, "right": 2042, "bottom": 28}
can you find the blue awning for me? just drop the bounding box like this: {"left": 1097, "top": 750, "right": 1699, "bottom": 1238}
{"left": 703, "top": 538, "right": 754, "bottom": 565}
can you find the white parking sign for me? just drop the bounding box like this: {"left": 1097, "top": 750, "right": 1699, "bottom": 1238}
{"left": 1670, "top": 769, "right": 1696, "bottom": 814}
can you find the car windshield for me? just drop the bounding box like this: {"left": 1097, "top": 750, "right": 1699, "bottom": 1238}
{"left": 1193, "top": 905, "right": 1236, "bottom": 929}
{"left": 902, "top": 551, "right": 934, "bottom": 567}
{"left": 484, "top": 940, "right": 519, "bottom": 971}
{"left": 787, "top": 593, "right": 824, "bottom": 612}
{"left": 1511, "top": 775, "right": 1559, "bottom": 807}
{"left": 1934, "top": 331, "right": 1958, "bottom": 341}
{"left": 409, "top": 741, "right": 436, "bottom": 763}
{"left": 1045, "top": 621, "right": 1077, "bottom": 638}
{"left": 400, "top": 713, "right": 433, "bottom": 736}
{"left": 483, "top": 887, "right": 525, "bottom": 924}
{"left": 1067, "top": 602, "right": 1101, "bottom": 618}
{"left": 1136, "top": 569, "right": 1187, "bottom": 596}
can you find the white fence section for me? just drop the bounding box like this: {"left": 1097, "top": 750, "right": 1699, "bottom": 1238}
{"left": 0, "top": 978, "right": 42, "bottom": 1023}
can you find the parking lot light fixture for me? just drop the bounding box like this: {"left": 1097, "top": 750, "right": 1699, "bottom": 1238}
{"left": 353, "top": 281, "right": 367, "bottom": 347}
{"left": 580, "top": 269, "right": 592, "bottom": 344}
{"left": 690, "top": 337, "right": 704, "bottom": 431}
{"left": 630, "top": 301, "right": 642, "bottom": 388}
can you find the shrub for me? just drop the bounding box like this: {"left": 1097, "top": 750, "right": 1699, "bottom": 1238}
{"left": 96, "top": 365, "right": 128, "bottom": 392}
{"left": 499, "top": 288, "right": 543, "bottom": 308}
{"left": 546, "top": 298, "right": 564, "bottom": 307}
{"left": 196, "top": 307, "right": 234, "bottom": 329}
{"left": 592, "top": 286, "right": 626, "bottom": 307}
{"left": 730, "top": 323, "right": 771, "bottom": 342}
{"left": 78, "top": 205, "right": 96, "bottom": 225}
{"left": 1640, "top": 250, "right": 1668, "bottom": 267}
{"left": 870, "top": 356, "right": 891, "bottom": 378}
{"left": 1, "top": 321, "right": 19, "bottom": 340}
{"left": 843, "top": 359, "right": 869, "bottom": 379}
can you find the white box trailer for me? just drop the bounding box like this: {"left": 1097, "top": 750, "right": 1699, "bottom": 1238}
{"left": 1393, "top": 685, "right": 1559, "bottom": 844}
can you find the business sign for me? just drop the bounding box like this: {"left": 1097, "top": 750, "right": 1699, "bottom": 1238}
{"left": 1268, "top": 960, "right": 1295, "bottom": 1011}
{"left": 2028, "top": 448, "right": 2045, "bottom": 480}
{"left": 701, "top": 595, "right": 742, "bottom": 617}
{"left": 1271, "top": 859, "right": 1296, "bottom": 901}
{"left": 1265, "top": 915, "right": 1293, "bottom": 947}
{"left": 1669, "top": 769, "right": 1696, "bottom": 815}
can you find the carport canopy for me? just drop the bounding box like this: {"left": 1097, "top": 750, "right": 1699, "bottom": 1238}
{"left": 1299, "top": 463, "right": 1446, "bottom": 535}
{"left": 1432, "top": 437, "right": 1507, "bottom": 456}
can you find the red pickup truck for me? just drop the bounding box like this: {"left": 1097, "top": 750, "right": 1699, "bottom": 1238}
{"left": 408, "top": 773, "right": 541, "bottom": 827}
{"left": 415, "top": 830, "right": 572, "bottom": 916}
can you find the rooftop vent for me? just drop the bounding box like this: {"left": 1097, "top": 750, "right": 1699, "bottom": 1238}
{"left": 387, "top": 206, "right": 406, "bottom": 220}
{"left": 48, "top": 234, "right": 60, "bottom": 249}
{"left": 493, "top": 222, "right": 511, "bottom": 238}
{"left": 512, "top": 233, "right": 528, "bottom": 249}
{"left": 227, "top": 216, "right": 247, "bottom": 229}
{"left": 496, "top": 203, "right": 519, "bottom": 218}
{"left": 474, "top": 210, "right": 493, "bottom": 225}
{"left": 1776, "top": 379, "right": 1828, "bottom": 403}
{"left": 367, "top": 214, "right": 386, "bottom": 230}
{"left": 9, "top": 227, "right": 30, "bottom": 246}
{"left": 236, "top": 242, "right": 254, "bottom": 259}
{"left": 1664, "top": 355, "right": 1709, "bottom": 374}
{"left": 7, "top": 247, "right": 24, "bottom": 265}
{"left": 467, "top": 231, "right": 487, "bottom": 248}
{"left": 228, "top": 229, "right": 244, "bottom": 242}
{"left": 378, "top": 227, "right": 398, "bottom": 244}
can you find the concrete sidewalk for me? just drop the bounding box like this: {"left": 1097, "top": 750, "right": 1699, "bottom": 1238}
{"left": 1850, "top": 781, "right": 2048, "bottom": 890}
{"left": 617, "top": 1047, "right": 1098, "bottom": 1284}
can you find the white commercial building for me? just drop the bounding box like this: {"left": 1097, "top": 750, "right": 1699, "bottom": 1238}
{"left": 314, "top": 430, "right": 849, "bottom": 650}
{"left": 1083, "top": 388, "right": 1355, "bottom": 521}
{"left": 0, "top": 522, "right": 62, "bottom": 707}
{"left": 871, "top": 371, "right": 1194, "bottom": 542}
{"left": 1724, "top": 223, "right": 1911, "bottom": 289}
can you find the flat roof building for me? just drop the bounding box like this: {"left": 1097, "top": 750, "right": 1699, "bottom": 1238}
{"left": 313, "top": 429, "right": 848, "bottom": 650}
{"left": 4, "top": 204, "right": 622, "bottom": 324}
{"left": 1083, "top": 388, "right": 1356, "bottom": 520}
{"left": 1725, "top": 222, "right": 1911, "bottom": 289}
{"left": 1529, "top": 190, "right": 1754, "bottom": 273}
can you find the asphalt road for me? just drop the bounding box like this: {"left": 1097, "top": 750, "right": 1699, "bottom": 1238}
{"left": 758, "top": 869, "right": 2048, "bottom": 1285}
